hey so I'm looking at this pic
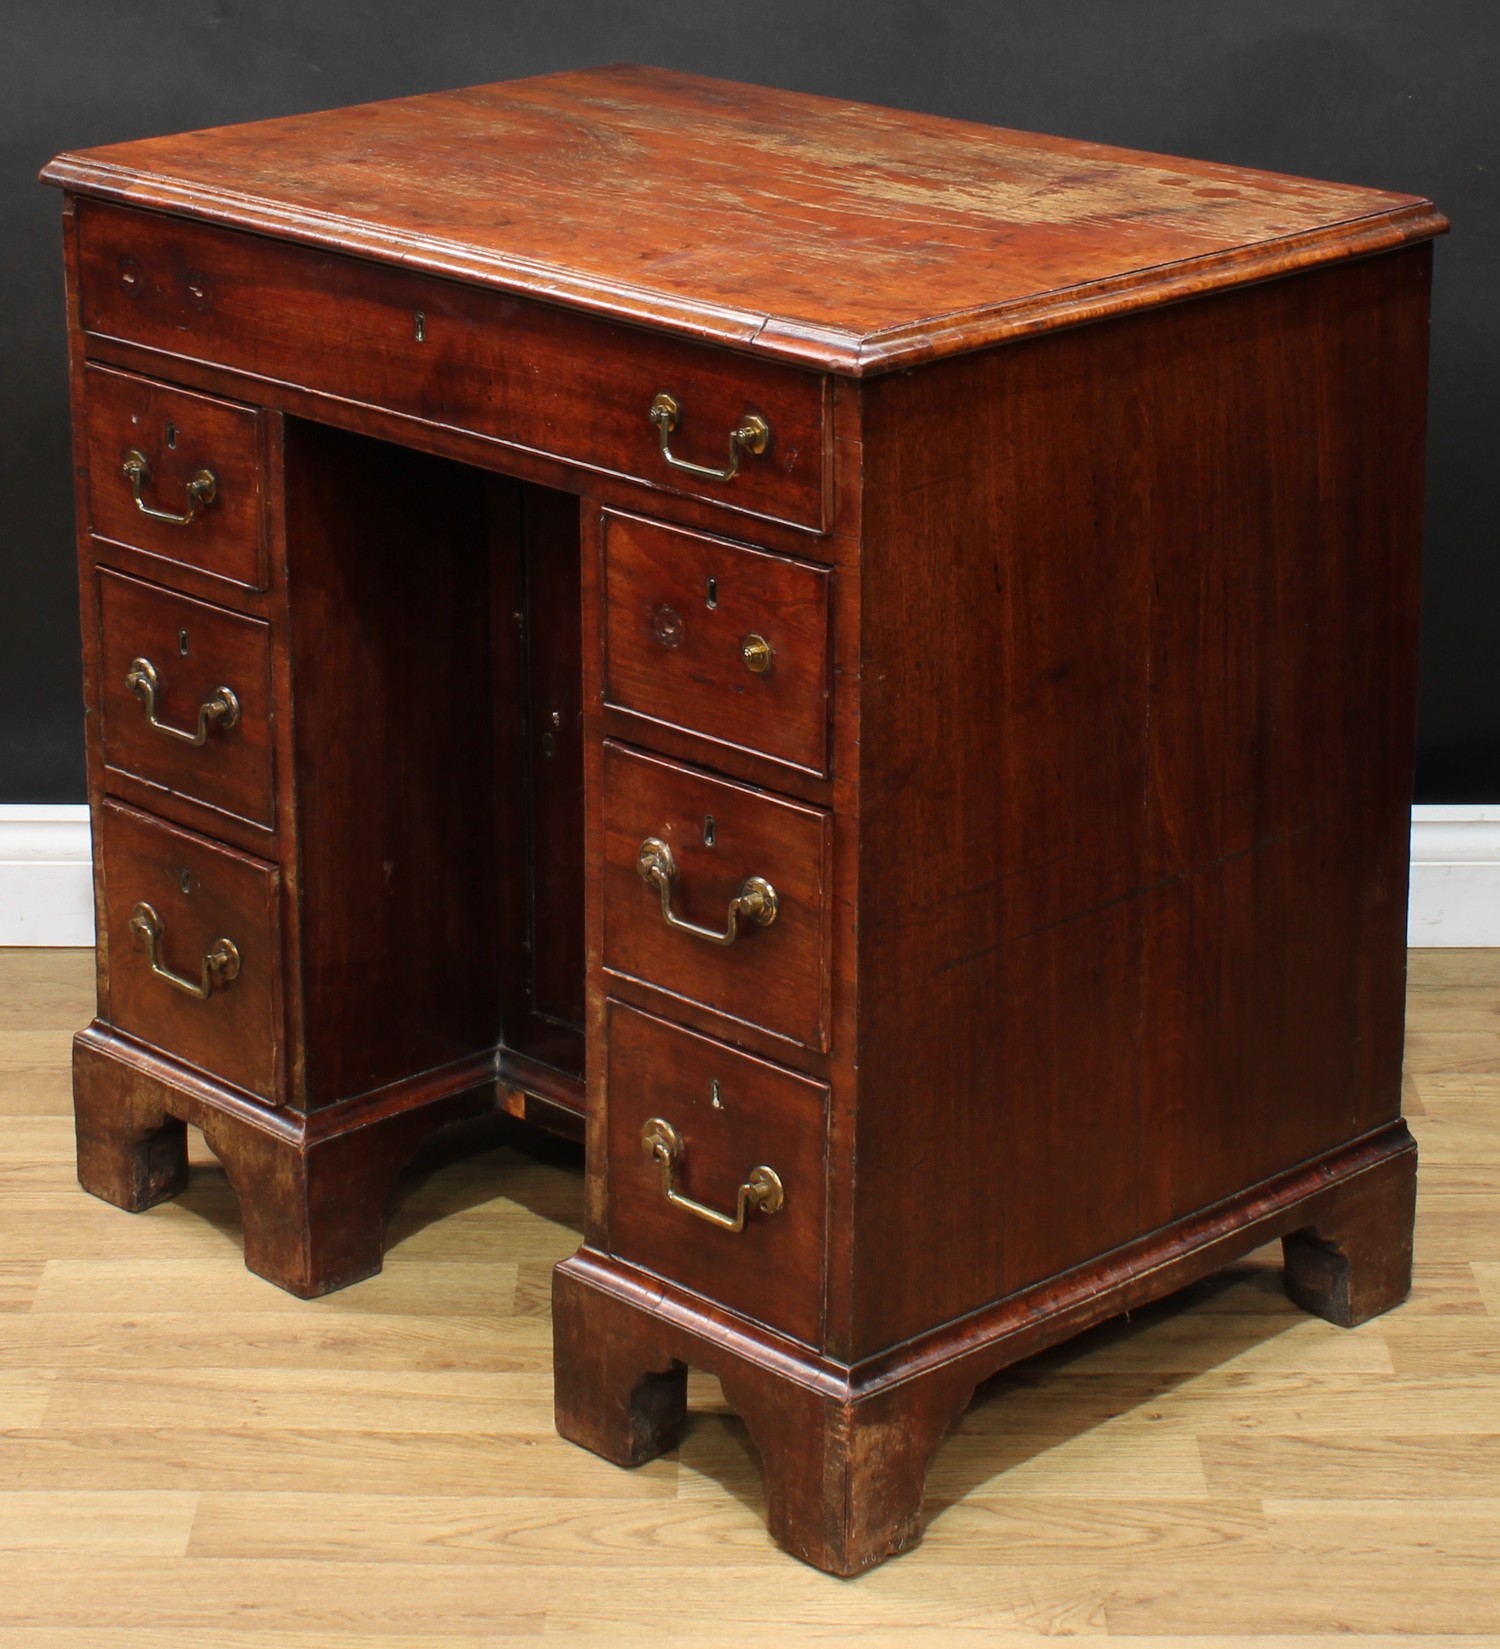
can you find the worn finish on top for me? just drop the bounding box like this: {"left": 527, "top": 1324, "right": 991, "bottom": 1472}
{"left": 41, "top": 64, "right": 1446, "bottom": 373}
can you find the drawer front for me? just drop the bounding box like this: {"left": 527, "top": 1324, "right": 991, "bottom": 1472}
{"left": 77, "top": 200, "right": 829, "bottom": 533}
{"left": 602, "top": 512, "right": 832, "bottom": 775}
{"left": 606, "top": 1002, "right": 827, "bottom": 1346}
{"left": 98, "top": 570, "right": 274, "bottom": 828}
{"left": 83, "top": 364, "right": 265, "bottom": 590}
{"left": 99, "top": 801, "right": 281, "bottom": 1102}
{"left": 601, "top": 743, "right": 832, "bottom": 1051}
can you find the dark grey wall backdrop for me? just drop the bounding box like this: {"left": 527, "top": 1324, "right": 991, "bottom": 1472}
{"left": 4, "top": 1, "right": 1495, "bottom": 801}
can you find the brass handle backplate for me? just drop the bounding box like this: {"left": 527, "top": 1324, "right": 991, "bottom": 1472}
{"left": 125, "top": 657, "right": 240, "bottom": 746}
{"left": 122, "top": 448, "right": 218, "bottom": 526}
{"left": 637, "top": 836, "right": 777, "bottom": 947}
{"left": 127, "top": 901, "right": 241, "bottom": 1000}
{"left": 649, "top": 392, "right": 769, "bottom": 483}
{"left": 641, "top": 1117, "right": 785, "bottom": 1232}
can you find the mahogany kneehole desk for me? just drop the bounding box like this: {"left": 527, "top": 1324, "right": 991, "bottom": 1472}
{"left": 44, "top": 66, "right": 1446, "bottom": 1574}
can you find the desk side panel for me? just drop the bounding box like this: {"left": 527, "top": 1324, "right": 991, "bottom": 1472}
{"left": 850, "top": 248, "right": 1433, "bottom": 1360}
{"left": 60, "top": 194, "right": 111, "bottom": 1017}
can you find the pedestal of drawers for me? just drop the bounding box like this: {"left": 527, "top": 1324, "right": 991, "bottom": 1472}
{"left": 553, "top": 249, "right": 1433, "bottom": 1573}
{"left": 67, "top": 359, "right": 585, "bottom": 1297}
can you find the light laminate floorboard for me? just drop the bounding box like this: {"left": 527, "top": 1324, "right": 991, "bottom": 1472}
{"left": 0, "top": 946, "right": 1495, "bottom": 1641}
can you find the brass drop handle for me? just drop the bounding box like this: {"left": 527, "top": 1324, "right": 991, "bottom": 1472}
{"left": 127, "top": 901, "right": 241, "bottom": 1001}
{"left": 637, "top": 837, "right": 778, "bottom": 947}
{"left": 125, "top": 657, "right": 240, "bottom": 746}
{"left": 649, "top": 392, "right": 770, "bottom": 482}
{"left": 122, "top": 448, "right": 218, "bottom": 526}
{"left": 641, "top": 1117, "right": 785, "bottom": 1232}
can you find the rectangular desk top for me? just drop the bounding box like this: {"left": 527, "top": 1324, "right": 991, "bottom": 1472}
{"left": 42, "top": 64, "right": 1445, "bottom": 373}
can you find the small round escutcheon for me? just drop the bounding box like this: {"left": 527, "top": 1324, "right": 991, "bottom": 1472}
{"left": 652, "top": 605, "right": 685, "bottom": 649}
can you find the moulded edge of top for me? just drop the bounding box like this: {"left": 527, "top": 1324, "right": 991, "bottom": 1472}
{"left": 39, "top": 154, "right": 1449, "bottom": 378}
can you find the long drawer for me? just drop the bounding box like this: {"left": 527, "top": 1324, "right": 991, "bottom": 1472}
{"left": 76, "top": 199, "right": 830, "bottom": 533}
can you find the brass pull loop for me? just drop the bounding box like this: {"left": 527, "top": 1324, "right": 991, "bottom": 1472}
{"left": 122, "top": 448, "right": 218, "bottom": 526}
{"left": 641, "top": 1117, "right": 785, "bottom": 1232}
{"left": 649, "top": 392, "right": 770, "bottom": 482}
{"left": 637, "top": 836, "right": 778, "bottom": 947}
{"left": 127, "top": 901, "right": 241, "bottom": 1001}
{"left": 125, "top": 657, "right": 240, "bottom": 746}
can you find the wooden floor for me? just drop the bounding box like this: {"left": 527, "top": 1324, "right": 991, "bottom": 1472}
{"left": 0, "top": 948, "right": 1496, "bottom": 1644}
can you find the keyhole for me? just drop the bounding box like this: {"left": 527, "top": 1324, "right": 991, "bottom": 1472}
{"left": 165, "top": 421, "right": 177, "bottom": 450}
{"left": 178, "top": 630, "right": 189, "bottom": 656}
{"left": 705, "top": 576, "right": 718, "bottom": 610}
{"left": 414, "top": 311, "right": 426, "bottom": 343}
{"left": 710, "top": 1079, "right": 724, "bottom": 1110}
{"left": 180, "top": 869, "right": 192, "bottom": 895}
{"left": 702, "top": 815, "right": 716, "bottom": 847}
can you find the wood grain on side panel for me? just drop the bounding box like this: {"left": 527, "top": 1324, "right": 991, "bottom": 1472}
{"left": 850, "top": 248, "right": 1433, "bottom": 1358}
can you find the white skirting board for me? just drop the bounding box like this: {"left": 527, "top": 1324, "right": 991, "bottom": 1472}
{"left": 0, "top": 805, "right": 95, "bottom": 947}
{"left": 1, "top": 802, "right": 1497, "bottom": 948}
{"left": 1406, "top": 804, "right": 1500, "bottom": 948}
